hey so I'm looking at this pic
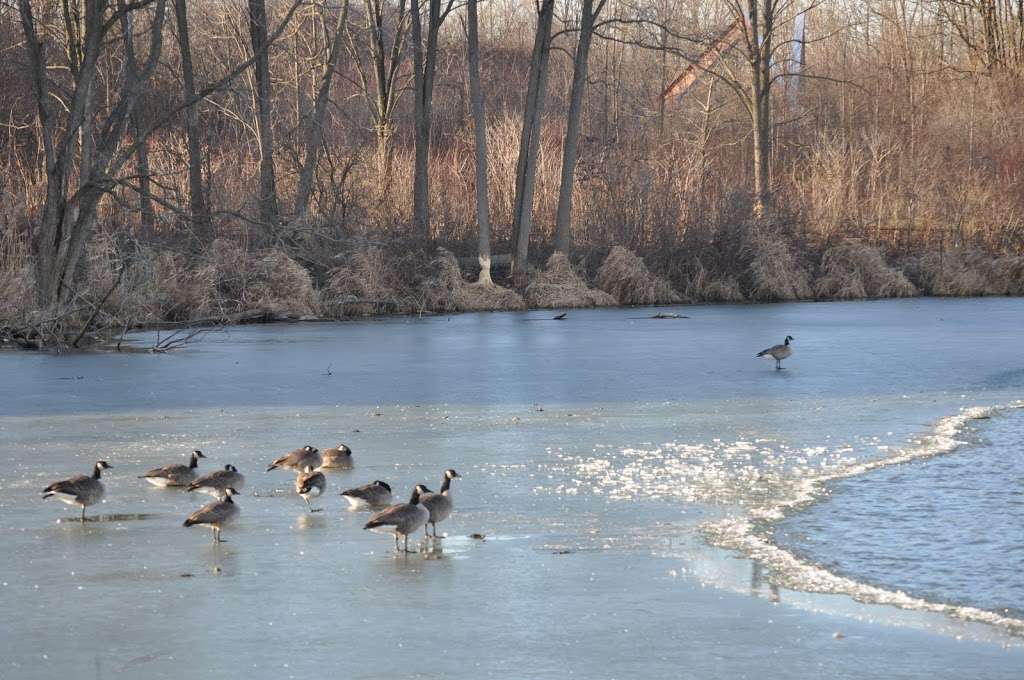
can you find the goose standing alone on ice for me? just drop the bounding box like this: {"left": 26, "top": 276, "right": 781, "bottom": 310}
{"left": 295, "top": 466, "right": 327, "bottom": 512}
{"left": 139, "top": 450, "right": 205, "bottom": 487}
{"left": 420, "top": 469, "right": 460, "bottom": 537}
{"left": 42, "top": 461, "right": 112, "bottom": 521}
{"left": 364, "top": 485, "right": 430, "bottom": 553}
{"left": 756, "top": 335, "right": 794, "bottom": 370}
{"left": 267, "top": 445, "right": 322, "bottom": 472}
{"left": 320, "top": 444, "right": 353, "bottom": 469}
{"left": 188, "top": 464, "right": 246, "bottom": 497}
{"left": 183, "top": 487, "right": 240, "bottom": 543}
{"left": 340, "top": 480, "right": 392, "bottom": 510}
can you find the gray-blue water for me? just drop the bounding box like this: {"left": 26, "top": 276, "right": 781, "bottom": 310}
{"left": 776, "top": 407, "right": 1024, "bottom": 619}
{"left": 2, "top": 298, "right": 1024, "bottom": 679}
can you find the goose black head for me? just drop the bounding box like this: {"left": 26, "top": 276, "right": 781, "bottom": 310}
{"left": 304, "top": 445, "right": 316, "bottom": 453}
{"left": 785, "top": 335, "right": 794, "bottom": 344}
{"left": 335, "top": 445, "right": 352, "bottom": 455}
{"left": 415, "top": 484, "right": 432, "bottom": 495}
{"left": 445, "top": 469, "right": 461, "bottom": 479}
{"left": 193, "top": 450, "right": 206, "bottom": 458}
{"left": 96, "top": 460, "right": 112, "bottom": 470}
{"left": 223, "top": 487, "right": 238, "bottom": 502}
{"left": 225, "top": 464, "right": 237, "bottom": 472}
{"left": 373, "top": 480, "right": 392, "bottom": 493}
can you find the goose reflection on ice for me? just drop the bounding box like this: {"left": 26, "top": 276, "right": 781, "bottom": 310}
{"left": 751, "top": 560, "right": 781, "bottom": 603}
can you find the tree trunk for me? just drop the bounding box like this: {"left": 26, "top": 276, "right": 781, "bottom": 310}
{"left": 466, "top": 0, "right": 491, "bottom": 284}
{"left": 294, "top": 0, "right": 350, "bottom": 221}
{"left": 411, "top": 0, "right": 449, "bottom": 239}
{"left": 248, "top": 0, "right": 280, "bottom": 228}
{"left": 173, "top": 0, "right": 210, "bottom": 238}
{"left": 20, "top": 0, "right": 167, "bottom": 311}
{"left": 554, "top": 0, "right": 603, "bottom": 254}
{"left": 511, "top": 0, "right": 555, "bottom": 274}
{"left": 747, "top": 0, "right": 772, "bottom": 217}
{"left": 132, "top": 106, "right": 156, "bottom": 237}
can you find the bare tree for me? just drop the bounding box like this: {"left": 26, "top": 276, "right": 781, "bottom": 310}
{"left": 347, "top": 0, "right": 410, "bottom": 190}
{"left": 294, "top": 0, "right": 351, "bottom": 222}
{"left": 248, "top": 0, "right": 280, "bottom": 227}
{"left": 173, "top": 0, "right": 210, "bottom": 237}
{"left": 554, "top": 0, "right": 608, "bottom": 253}
{"left": 511, "top": 0, "right": 556, "bottom": 273}
{"left": 410, "top": 0, "right": 455, "bottom": 239}
{"left": 466, "top": 0, "right": 493, "bottom": 283}
{"left": 19, "top": 0, "right": 168, "bottom": 311}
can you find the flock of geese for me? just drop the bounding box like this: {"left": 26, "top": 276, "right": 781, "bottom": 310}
{"left": 40, "top": 335, "right": 795, "bottom": 551}
{"left": 41, "top": 444, "right": 461, "bottom": 553}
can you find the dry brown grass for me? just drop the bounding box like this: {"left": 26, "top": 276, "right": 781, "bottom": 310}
{"left": 420, "top": 249, "right": 525, "bottom": 312}
{"left": 674, "top": 260, "right": 745, "bottom": 302}
{"left": 524, "top": 252, "right": 617, "bottom": 309}
{"left": 816, "top": 242, "right": 918, "bottom": 299}
{"left": 901, "top": 250, "right": 1024, "bottom": 296}
{"left": 596, "top": 247, "right": 682, "bottom": 305}
{"left": 740, "top": 226, "right": 813, "bottom": 301}
{"left": 322, "top": 246, "right": 409, "bottom": 316}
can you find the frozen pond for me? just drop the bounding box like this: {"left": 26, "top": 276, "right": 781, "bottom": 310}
{"left": 2, "top": 299, "right": 1024, "bottom": 679}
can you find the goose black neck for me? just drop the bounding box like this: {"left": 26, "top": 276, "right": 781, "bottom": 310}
{"left": 440, "top": 476, "right": 453, "bottom": 493}
{"left": 784, "top": 338, "right": 790, "bottom": 346}
{"left": 408, "top": 489, "right": 421, "bottom": 505}
{"left": 93, "top": 465, "right": 102, "bottom": 480}
{"left": 189, "top": 454, "right": 199, "bottom": 469}
{"left": 224, "top": 494, "right": 234, "bottom": 504}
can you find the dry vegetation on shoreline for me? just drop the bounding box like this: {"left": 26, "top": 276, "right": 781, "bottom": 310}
{"left": 1, "top": 1, "right": 1023, "bottom": 348}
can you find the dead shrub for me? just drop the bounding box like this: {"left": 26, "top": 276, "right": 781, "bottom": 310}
{"left": 249, "top": 250, "right": 318, "bottom": 314}
{"left": 901, "top": 250, "right": 998, "bottom": 296}
{"left": 816, "top": 242, "right": 918, "bottom": 299}
{"left": 596, "top": 246, "right": 682, "bottom": 305}
{"left": 989, "top": 256, "right": 1024, "bottom": 295}
{"left": 193, "top": 239, "right": 316, "bottom": 316}
{"left": 524, "top": 252, "right": 617, "bottom": 309}
{"left": 123, "top": 250, "right": 208, "bottom": 322}
{"left": 420, "top": 249, "right": 524, "bottom": 313}
{"left": 672, "top": 259, "right": 745, "bottom": 303}
{"left": 0, "top": 226, "right": 35, "bottom": 321}
{"left": 322, "top": 247, "right": 408, "bottom": 317}
{"left": 740, "top": 227, "right": 813, "bottom": 301}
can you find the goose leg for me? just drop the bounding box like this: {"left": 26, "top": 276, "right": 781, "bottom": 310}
{"left": 394, "top": 534, "right": 400, "bottom": 552}
{"left": 81, "top": 506, "right": 86, "bottom": 522}
{"left": 304, "top": 496, "right": 312, "bottom": 513}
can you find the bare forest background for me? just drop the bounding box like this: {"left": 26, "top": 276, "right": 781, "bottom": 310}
{"left": 1, "top": 0, "right": 1023, "bottom": 348}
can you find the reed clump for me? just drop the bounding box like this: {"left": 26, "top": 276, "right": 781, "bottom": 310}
{"left": 524, "top": 252, "right": 617, "bottom": 309}
{"left": 420, "top": 249, "right": 525, "bottom": 312}
{"left": 816, "top": 242, "right": 918, "bottom": 299}
{"left": 596, "top": 246, "right": 682, "bottom": 305}
{"left": 740, "top": 226, "right": 813, "bottom": 302}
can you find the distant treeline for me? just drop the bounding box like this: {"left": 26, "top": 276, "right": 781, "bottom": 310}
{"left": 0, "top": 1, "right": 1022, "bottom": 347}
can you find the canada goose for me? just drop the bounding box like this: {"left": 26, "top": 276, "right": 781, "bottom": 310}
{"left": 364, "top": 485, "right": 431, "bottom": 553}
{"left": 183, "top": 487, "right": 240, "bottom": 543}
{"left": 340, "top": 480, "right": 392, "bottom": 510}
{"left": 756, "top": 335, "right": 794, "bottom": 370}
{"left": 267, "top": 446, "right": 322, "bottom": 472}
{"left": 139, "top": 450, "right": 205, "bottom": 487}
{"left": 188, "top": 464, "right": 246, "bottom": 497}
{"left": 320, "top": 444, "right": 353, "bottom": 469}
{"left": 420, "top": 469, "right": 461, "bottom": 537}
{"left": 295, "top": 466, "right": 327, "bottom": 513}
{"left": 42, "top": 461, "right": 112, "bottom": 521}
